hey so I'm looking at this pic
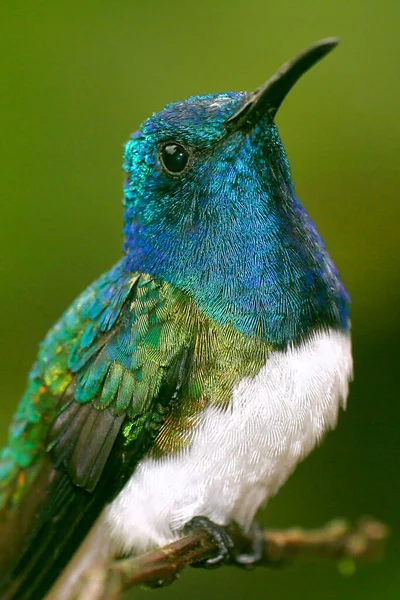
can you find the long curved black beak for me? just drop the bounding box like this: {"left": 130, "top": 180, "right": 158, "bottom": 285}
{"left": 225, "top": 37, "right": 339, "bottom": 134}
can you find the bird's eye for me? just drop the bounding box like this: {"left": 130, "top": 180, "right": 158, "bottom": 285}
{"left": 160, "top": 143, "right": 189, "bottom": 175}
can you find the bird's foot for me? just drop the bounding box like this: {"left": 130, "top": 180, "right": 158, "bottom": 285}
{"left": 227, "top": 520, "right": 265, "bottom": 570}
{"left": 183, "top": 516, "right": 235, "bottom": 569}
{"left": 183, "top": 517, "right": 265, "bottom": 570}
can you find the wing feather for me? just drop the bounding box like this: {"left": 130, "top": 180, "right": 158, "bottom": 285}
{"left": 0, "top": 263, "right": 194, "bottom": 600}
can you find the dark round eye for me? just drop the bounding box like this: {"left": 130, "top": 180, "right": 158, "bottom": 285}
{"left": 160, "top": 143, "right": 189, "bottom": 175}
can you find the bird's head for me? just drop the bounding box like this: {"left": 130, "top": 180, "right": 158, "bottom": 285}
{"left": 122, "top": 39, "right": 349, "bottom": 347}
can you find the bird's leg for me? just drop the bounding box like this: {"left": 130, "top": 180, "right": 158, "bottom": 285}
{"left": 183, "top": 517, "right": 265, "bottom": 569}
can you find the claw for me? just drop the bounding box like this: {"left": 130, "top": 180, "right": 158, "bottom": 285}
{"left": 232, "top": 521, "right": 264, "bottom": 569}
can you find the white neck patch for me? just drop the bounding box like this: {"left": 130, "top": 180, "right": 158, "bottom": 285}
{"left": 104, "top": 328, "right": 353, "bottom": 555}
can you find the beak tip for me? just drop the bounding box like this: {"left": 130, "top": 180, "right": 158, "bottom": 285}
{"left": 226, "top": 37, "right": 341, "bottom": 133}
{"left": 319, "top": 36, "right": 340, "bottom": 48}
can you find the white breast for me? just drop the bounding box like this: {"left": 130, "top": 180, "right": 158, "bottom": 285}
{"left": 103, "top": 328, "right": 353, "bottom": 555}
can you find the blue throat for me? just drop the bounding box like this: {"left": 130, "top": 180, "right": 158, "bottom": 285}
{"left": 122, "top": 93, "right": 349, "bottom": 348}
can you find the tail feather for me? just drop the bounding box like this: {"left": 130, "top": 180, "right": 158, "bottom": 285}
{"left": 0, "top": 459, "right": 96, "bottom": 600}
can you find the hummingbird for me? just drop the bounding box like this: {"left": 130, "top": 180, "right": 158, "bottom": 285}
{"left": 0, "top": 38, "right": 352, "bottom": 600}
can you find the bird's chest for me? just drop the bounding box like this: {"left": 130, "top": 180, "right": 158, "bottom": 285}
{"left": 104, "top": 329, "right": 352, "bottom": 555}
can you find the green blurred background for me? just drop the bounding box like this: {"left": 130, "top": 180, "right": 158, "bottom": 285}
{"left": 0, "top": 1, "right": 399, "bottom": 598}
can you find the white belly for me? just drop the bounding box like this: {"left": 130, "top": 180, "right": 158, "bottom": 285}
{"left": 103, "top": 328, "right": 352, "bottom": 555}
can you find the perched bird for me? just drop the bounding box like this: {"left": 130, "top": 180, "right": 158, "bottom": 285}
{"left": 0, "top": 38, "right": 352, "bottom": 599}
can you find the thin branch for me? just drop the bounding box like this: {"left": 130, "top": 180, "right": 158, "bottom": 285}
{"left": 74, "top": 518, "right": 388, "bottom": 600}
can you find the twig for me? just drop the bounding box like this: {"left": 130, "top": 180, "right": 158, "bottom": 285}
{"left": 74, "top": 518, "right": 388, "bottom": 600}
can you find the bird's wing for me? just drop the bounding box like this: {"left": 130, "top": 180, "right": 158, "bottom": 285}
{"left": 0, "top": 261, "right": 195, "bottom": 600}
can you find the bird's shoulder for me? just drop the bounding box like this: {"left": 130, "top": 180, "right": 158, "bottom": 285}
{"left": 0, "top": 262, "right": 194, "bottom": 509}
